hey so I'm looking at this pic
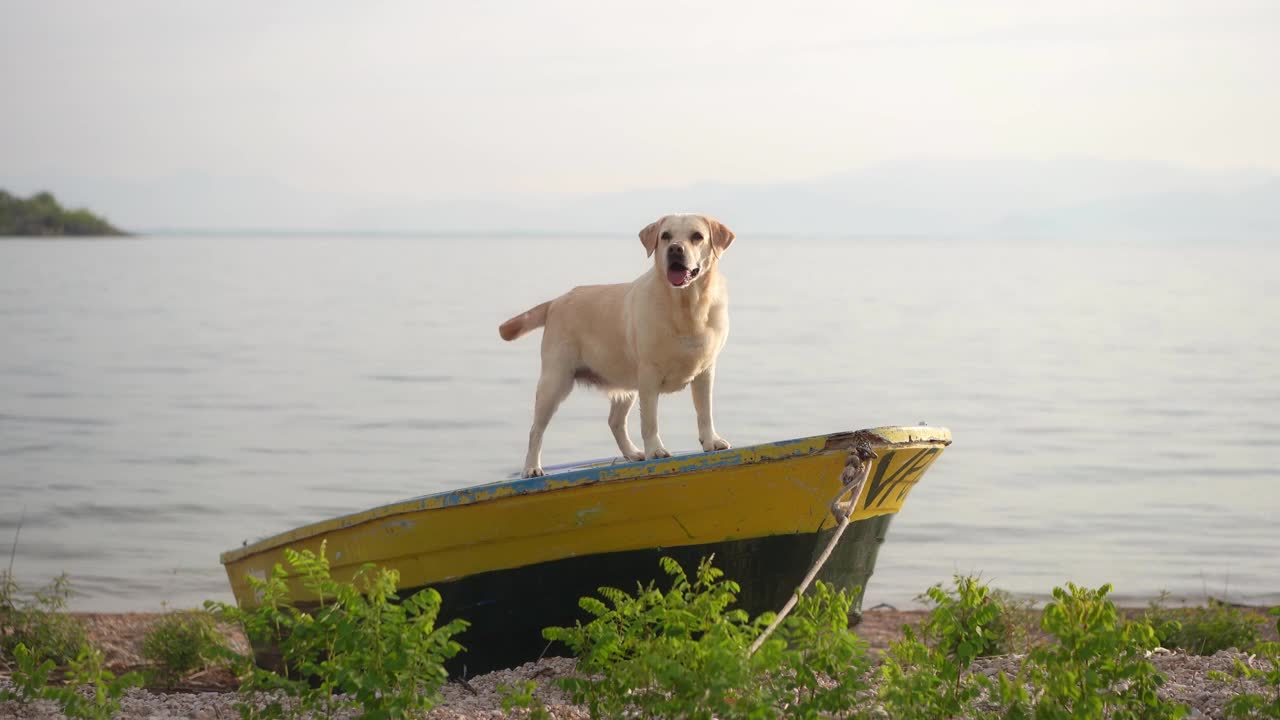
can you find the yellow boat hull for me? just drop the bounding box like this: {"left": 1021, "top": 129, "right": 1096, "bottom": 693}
{"left": 221, "top": 425, "right": 950, "bottom": 674}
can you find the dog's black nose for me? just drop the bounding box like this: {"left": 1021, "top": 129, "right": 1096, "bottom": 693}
{"left": 667, "top": 245, "right": 684, "bottom": 258}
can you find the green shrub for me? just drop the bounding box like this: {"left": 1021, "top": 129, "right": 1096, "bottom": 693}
{"left": 1, "top": 642, "right": 143, "bottom": 720}
{"left": 1146, "top": 593, "right": 1265, "bottom": 655}
{"left": 1023, "top": 583, "right": 1187, "bottom": 719}
{"left": 881, "top": 581, "right": 1191, "bottom": 720}
{"left": 207, "top": 541, "right": 468, "bottom": 719}
{"left": 880, "top": 576, "right": 1002, "bottom": 719}
{"left": 879, "top": 625, "right": 984, "bottom": 720}
{"left": 497, "top": 679, "right": 553, "bottom": 720}
{"left": 1, "top": 569, "right": 144, "bottom": 719}
{"left": 1214, "top": 607, "right": 1280, "bottom": 718}
{"left": 1, "top": 642, "right": 56, "bottom": 704}
{"left": 760, "top": 579, "right": 874, "bottom": 718}
{"left": 918, "top": 574, "right": 1034, "bottom": 658}
{"left": 141, "top": 609, "right": 228, "bottom": 685}
{"left": 543, "top": 555, "right": 871, "bottom": 720}
{"left": 0, "top": 571, "right": 89, "bottom": 666}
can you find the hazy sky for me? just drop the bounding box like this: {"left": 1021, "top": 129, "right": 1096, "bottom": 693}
{"left": 3, "top": 1, "right": 1278, "bottom": 198}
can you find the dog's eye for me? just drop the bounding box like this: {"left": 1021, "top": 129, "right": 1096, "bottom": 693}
{"left": 690, "top": 232, "right": 704, "bottom": 242}
{"left": 660, "top": 231, "right": 672, "bottom": 241}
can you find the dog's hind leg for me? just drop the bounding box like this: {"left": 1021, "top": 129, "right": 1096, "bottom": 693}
{"left": 522, "top": 368, "right": 573, "bottom": 478}
{"left": 608, "top": 393, "right": 645, "bottom": 462}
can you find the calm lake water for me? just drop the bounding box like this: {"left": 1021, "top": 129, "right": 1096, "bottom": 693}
{"left": 1, "top": 235, "right": 1276, "bottom": 611}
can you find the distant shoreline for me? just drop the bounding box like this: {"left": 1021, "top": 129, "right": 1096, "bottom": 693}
{"left": 0, "top": 235, "right": 139, "bottom": 241}
{"left": 0, "top": 189, "right": 127, "bottom": 237}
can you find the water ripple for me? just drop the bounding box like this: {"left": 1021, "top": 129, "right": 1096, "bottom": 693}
{"left": 367, "top": 373, "right": 454, "bottom": 383}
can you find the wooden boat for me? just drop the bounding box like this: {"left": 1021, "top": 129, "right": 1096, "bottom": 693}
{"left": 221, "top": 425, "right": 951, "bottom": 675}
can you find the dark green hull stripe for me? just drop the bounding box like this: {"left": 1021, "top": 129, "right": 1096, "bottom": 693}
{"left": 273, "top": 514, "right": 895, "bottom": 677}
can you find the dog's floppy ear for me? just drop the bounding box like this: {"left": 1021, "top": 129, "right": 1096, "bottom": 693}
{"left": 705, "top": 216, "right": 735, "bottom": 255}
{"left": 638, "top": 218, "right": 663, "bottom": 258}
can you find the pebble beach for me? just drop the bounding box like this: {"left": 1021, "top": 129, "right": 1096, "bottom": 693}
{"left": 3, "top": 607, "right": 1276, "bottom": 719}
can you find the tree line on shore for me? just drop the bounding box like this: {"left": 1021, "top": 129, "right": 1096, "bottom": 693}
{"left": 0, "top": 189, "right": 126, "bottom": 236}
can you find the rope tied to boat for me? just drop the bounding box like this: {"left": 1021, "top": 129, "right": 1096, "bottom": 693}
{"left": 747, "top": 443, "right": 877, "bottom": 656}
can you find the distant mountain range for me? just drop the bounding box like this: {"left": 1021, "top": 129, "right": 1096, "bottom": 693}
{"left": 4, "top": 158, "right": 1277, "bottom": 240}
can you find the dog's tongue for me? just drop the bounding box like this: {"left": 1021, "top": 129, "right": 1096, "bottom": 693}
{"left": 667, "top": 267, "right": 692, "bottom": 286}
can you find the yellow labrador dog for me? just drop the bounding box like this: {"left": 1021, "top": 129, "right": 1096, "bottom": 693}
{"left": 499, "top": 213, "right": 735, "bottom": 478}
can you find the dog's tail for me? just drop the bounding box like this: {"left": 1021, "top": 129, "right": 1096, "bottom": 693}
{"left": 498, "top": 301, "right": 551, "bottom": 341}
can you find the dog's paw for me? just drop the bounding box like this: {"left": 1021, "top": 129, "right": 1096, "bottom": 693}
{"left": 623, "top": 449, "right": 646, "bottom": 462}
{"left": 701, "top": 436, "right": 732, "bottom": 452}
{"left": 645, "top": 446, "right": 672, "bottom": 461}
{"left": 522, "top": 466, "right": 545, "bottom": 479}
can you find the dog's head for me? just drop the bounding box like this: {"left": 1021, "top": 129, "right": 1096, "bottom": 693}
{"left": 638, "top": 214, "right": 735, "bottom": 289}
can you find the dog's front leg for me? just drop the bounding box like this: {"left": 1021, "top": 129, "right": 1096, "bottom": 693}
{"left": 692, "top": 365, "right": 731, "bottom": 452}
{"left": 608, "top": 394, "right": 645, "bottom": 462}
{"left": 638, "top": 369, "right": 671, "bottom": 460}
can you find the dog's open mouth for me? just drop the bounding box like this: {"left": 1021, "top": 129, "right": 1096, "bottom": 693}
{"left": 667, "top": 262, "right": 700, "bottom": 287}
